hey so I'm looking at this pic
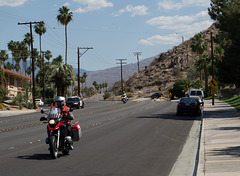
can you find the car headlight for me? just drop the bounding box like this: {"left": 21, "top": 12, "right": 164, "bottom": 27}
{"left": 49, "top": 119, "right": 55, "bottom": 125}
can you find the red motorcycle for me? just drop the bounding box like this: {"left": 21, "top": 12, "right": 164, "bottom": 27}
{"left": 40, "top": 105, "right": 81, "bottom": 159}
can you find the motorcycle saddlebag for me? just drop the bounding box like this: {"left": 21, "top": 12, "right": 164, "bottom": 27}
{"left": 71, "top": 123, "right": 82, "bottom": 141}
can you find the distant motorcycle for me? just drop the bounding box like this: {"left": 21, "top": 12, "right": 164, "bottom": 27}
{"left": 40, "top": 105, "right": 81, "bottom": 159}
{"left": 122, "top": 95, "right": 128, "bottom": 104}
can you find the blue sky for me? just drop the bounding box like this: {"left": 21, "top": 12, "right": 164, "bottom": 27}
{"left": 0, "top": 0, "right": 213, "bottom": 71}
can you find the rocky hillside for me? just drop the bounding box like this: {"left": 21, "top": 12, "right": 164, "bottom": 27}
{"left": 125, "top": 23, "right": 218, "bottom": 92}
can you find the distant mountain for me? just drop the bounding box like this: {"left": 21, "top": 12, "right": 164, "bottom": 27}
{"left": 84, "top": 56, "right": 155, "bottom": 87}
{"left": 74, "top": 68, "right": 92, "bottom": 75}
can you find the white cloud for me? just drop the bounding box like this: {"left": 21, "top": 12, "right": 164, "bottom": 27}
{"left": 158, "top": 0, "right": 183, "bottom": 11}
{"left": 147, "top": 15, "right": 194, "bottom": 26}
{"left": 140, "top": 11, "right": 213, "bottom": 46}
{"left": 139, "top": 34, "right": 180, "bottom": 45}
{"left": 0, "top": 0, "right": 28, "bottom": 7}
{"left": 73, "top": 0, "right": 113, "bottom": 13}
{"left": 147, "top": 11, "right": 209, "bottom": 27}
{"left": 63, "top": 2, "right": 70, "bottom": 6}
{"left": 158, "top": 0, "right": 210, "bottom": 11}
{"left": 183, "top": 0, "right": 210, "bottom": 7}
{"left": 115, "top": 5, "right": 148, "bottom": 17}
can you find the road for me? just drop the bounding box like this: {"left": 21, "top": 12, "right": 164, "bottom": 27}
{"left": 0, "top": 99, "right": 199, "bottom": 176}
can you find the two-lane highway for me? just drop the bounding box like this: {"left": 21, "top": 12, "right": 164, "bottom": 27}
{"left": 0, "top": 99, "right": 199, "bottom": 176}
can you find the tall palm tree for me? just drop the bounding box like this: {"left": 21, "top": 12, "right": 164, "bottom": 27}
{"left": 20, "top": 42, "right": 30, "bottom": 75}
{"left": 23, "top": 33, "right": 33, "bottom": 70}
{"left": 34, "top": 21, "right": 46, "bottom": 68}
{"left": 12, "top": 41, "right": 22, "bottom": 73}
{"left": 0, "top": 50, "right": 8, "bottom": 68}
{"left": 7, "top": 40, "right": 16, "bottom": 71}
{"left": 191, "top": 33, "right": 208, "bottom": 56}
{"left": 57, "top": 6, "right": 73, "bottom": 65}
{"left": 0, "top": 50, "right": 9, "bottom": 85}
{"left": 191, "top": 33, "right": 209, "bottom": 93}
{"left": 195, "top": 54, "right": 211, "bottom": 95}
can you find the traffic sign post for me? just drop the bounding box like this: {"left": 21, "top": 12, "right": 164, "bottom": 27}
{"left": 211, "top": 88, "right": 217, "bottom": 95}
{"left": 208, "top": 79, "right": 218, "bottom": 88}
{"left": 208, "top": 78, "right": 218, "bottom": 105}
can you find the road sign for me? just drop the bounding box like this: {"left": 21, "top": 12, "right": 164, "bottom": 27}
{"left": 184, "top": 84, "right": 188, "bottom": 89}
{"left": 209, "top": 79, "right": 219, "bottom": 88}
{"left": 211, "top": 88, "right": 217, "bottom": 94}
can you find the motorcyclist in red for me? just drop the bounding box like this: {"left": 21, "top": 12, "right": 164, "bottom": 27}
{"left": 46, "top": 96, "right": 74, "bottom": 150}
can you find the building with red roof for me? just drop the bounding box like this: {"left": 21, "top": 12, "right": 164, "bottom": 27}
{"left": 0, "top": 67, "right": 32, "bottom": 98}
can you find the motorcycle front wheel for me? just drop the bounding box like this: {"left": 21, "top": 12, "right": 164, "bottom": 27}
{"left": 49, "top": 135, "right": 58, "bottom": 159}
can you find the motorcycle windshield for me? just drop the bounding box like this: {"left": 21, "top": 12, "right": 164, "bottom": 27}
{"left": 48, "top": 107, "right": 61, "bottom": 119}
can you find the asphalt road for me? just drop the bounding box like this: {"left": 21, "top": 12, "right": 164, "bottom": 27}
{"left": 0, "top": 99, "right": 198, "bottom": 176}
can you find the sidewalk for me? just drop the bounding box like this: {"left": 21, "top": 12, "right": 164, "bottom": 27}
{"left": 198, "top": 99, "right": 240, "bottom": 176}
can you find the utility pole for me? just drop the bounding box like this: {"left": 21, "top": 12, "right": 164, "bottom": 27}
{"left": 41, "top": 51, "right": 45, "bottom": 102}
{"left": 77, "top": 47, "right": 93, "bottom": 97}
{"left": 116, "top": 59, "right": 127, "bottom": 93}
{"left": 18, "top": 21, "right": 41, "bottom": 109}
{"left": 211, "top": 32, "right": 214, "bottom": 105}
{"left": 133, "top": 52, "right": 141, "bottom": 73}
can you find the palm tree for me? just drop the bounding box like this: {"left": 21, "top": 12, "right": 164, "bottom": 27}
{"left": 34, "top": 21, "right": 46, "bottom": 68}
{"left": 7, "top": 40, "right": 16, "bottom": 71}
{"left": 0, "top": 50, "right": 9, "bottom": 85}
{"left": 191, "top": 33, "right": 209, "bottom": 93}
{"left": 20, "top": 42, "right": 30, "bottom": 75}
{"left": 45, "top": 50, "right": 52, "bottom": 63}
{"left": 57, "top": 6, "right": 73, "bottom": 65}
{"left": 195, "top": 54, "right": 211, "bottom": 95}
{"left": 4, "top": 62, "right": 13, "bottom": 70}
{"left": 0, "top": 50, "right": 8, "bottom": 68}
{"left": 48, "top": 63, "right": 75, "bottom": 96}
{"left": 52, "top": 55, "right": 64, "bottom": 66}
{"left": 191, "top": 34, "right": 208, "bottom": 56}
{"left": 23, "top": 33, "right": 33, "bottom": 70}
{"left": 12, "top": 41, "right": 22, "bottom": 73}
{"left": 83, "top": 72, "right": 87, "bottom": 87}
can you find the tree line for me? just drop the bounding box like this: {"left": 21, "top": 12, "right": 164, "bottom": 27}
{"left": 0, "top": 6, "right": 107, "bottom": 104}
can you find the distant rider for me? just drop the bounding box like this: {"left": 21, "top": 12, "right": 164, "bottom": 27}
{"left": 122, "top": 92, "right": 128, "bottom": 101}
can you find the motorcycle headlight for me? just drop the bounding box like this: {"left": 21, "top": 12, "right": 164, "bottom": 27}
{"left": 49, "top": 119, "right": 55, "bottom": 125}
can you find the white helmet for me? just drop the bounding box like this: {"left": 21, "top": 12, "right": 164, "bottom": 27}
{"left": 55, "top": 96, "right": 65, "bottom": 106}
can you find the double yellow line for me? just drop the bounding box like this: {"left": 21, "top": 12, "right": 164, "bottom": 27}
{"left": 0, "top": 122, "right": 44, "bottom": 133}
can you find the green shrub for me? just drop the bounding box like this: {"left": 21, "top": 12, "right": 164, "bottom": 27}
{"left": 103, "top": 92, "right": 111, "bottom": 100}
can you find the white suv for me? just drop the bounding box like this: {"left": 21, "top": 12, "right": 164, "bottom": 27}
{"left": 35, "top": 99, "right": 44, "bottom": 106}
{"left": 188, "top": 89, "right": 204, "bottom": 105}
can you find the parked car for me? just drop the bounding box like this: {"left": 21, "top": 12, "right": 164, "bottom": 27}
{"left": 176, "top": 97, "right": 202, "bottom": 116}
{"left": 66, "top": 96, "right": 84, "bottom": 109}
{"left": 35, "top": 99, "right": 44, "bottom": 106}
{"left": 188, "top": 88, "right": 204, "bottom": 105}
{"left": 150, "top": 92, "right": 163, "bottom": 99}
